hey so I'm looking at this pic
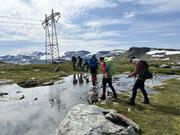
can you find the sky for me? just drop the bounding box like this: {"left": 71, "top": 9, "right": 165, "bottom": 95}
{"left": 0, "top": 0, "right": 180, "bottom": 56}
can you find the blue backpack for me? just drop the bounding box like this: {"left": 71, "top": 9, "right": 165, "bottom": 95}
{"left": 88, "top": 58, "right": 98, "bottom": 69}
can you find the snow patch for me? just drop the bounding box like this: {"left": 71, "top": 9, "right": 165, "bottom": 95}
{"left": 147, "top": 49, "right": 180, "bottom": 55}
{"left": 162, "top": 58, "right": 170, "bottom": 61}
{"left": 40, "top": 55, "right": 46, "bottom": 60}
{"left": 151, "top": 54, "right": 164, "bottom": 57}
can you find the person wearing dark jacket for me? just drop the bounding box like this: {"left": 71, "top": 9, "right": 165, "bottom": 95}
{"left": 83, "top": 58, "right": 89, "bottom": 71}
{"left": 88, "top": 55, "right": 98, "bottom": 86}
{"left": 99, "top": 57, "right": 117, "bottom": 100}
{"left": 71, "top": 56, "right": 77, "bottom": 70}
{"left": 128, "top": 57, "right": 150, "bottom": 106}
{"left": 77, "top": 56, "right": 83, "bottom": 71}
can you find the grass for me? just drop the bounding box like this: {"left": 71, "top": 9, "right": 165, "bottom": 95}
{"left": 114, "top": 58, "right": 180, "bottom": 75}
{"left": 0, "top": 62, "right": 75, "bottom": 85}
{"left": 96, "top": 78, "right": 180, "bottom": 135}
{"left": 0, "top": 57, "right": 179, "bottom": 87}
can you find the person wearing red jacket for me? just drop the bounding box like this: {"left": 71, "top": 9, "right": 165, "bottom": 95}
{"left": 99, "top": 57, "right": 117, "bottom": 100}
{"left": 128, "top": 57, "right": 150, "bottom": 106}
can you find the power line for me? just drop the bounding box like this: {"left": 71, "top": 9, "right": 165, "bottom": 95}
{"left": 0, "top": 20, "right": 40, "bottom": 26}
{"left": 0, "top": 15, "right": 42, "bottom": 22}
{"left": 0, "top": 24, "right": 43, "bottom": 29}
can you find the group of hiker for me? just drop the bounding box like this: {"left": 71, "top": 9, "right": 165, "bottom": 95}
{"left": 71, "top": 56, "right": 89, "bottom": 71}
{"left": 71, "top": 55, "right": 152, "bottom": 106}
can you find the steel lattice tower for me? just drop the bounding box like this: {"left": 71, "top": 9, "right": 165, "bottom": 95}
{"left": 42, "top": 9, "right": 60, "bottom": 63}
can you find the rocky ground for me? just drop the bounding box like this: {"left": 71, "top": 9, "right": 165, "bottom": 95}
{"left": 54, "top": 104, "right": 140, "bottom": 135}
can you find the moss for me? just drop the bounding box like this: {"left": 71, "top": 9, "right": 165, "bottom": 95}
{"left": 96, "top": 79, "right": 180, "bottom": 135}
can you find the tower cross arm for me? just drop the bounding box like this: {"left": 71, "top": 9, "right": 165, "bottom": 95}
{"left": 42, "top": 12, "right": 60, "bottom": 26}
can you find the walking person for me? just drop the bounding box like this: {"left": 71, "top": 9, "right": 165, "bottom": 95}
{"left": 128, "top": 57, "right": 150, "bottom": 106}
{"left": 83, "top": 57, "right": 89, "bottom": 71}
{"left": 88, "top": 55, "right": 98, "bottom": 86}
{"left": 99, "top": 57, "right": 117, "bottom": 100}
{"left": 77, "top": 56, "right": 83, "bottom": 71}
{"left": 71, "top": 56, "right": 77, "bottom": 70}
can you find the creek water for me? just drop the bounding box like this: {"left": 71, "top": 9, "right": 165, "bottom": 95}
{"left": 0, "top": 74, "right": 179, "bottom": 135}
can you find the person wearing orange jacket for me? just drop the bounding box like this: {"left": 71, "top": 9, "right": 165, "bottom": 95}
{"left": 99, "top": 57, "right": 117, "bottom": 100}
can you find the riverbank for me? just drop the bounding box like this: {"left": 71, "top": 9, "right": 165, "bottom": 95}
{"left": 0, "top": 63, "right": 75, "bottom": 87}
{"left": 1, "top": 60, "right": 179, "bottom": 88}
{"left": 96, "top": 78, "right": 180, "bottom": 135}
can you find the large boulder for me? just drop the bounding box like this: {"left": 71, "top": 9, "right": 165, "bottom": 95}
{"left": 54, "top": 104, "right": 140, "bottom": 135}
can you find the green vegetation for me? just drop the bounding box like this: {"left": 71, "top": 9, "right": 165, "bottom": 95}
{"left": 0, "top": 56, "right": 179, "bottom": 87}
{"left": 114, "top": 57, "right": 180, "bottom": 75}
{"left": 96, "top": 78, "right": 180, "bottom": 135}
{"left": 0, "top": 62, "right": 75, "bottom": 86}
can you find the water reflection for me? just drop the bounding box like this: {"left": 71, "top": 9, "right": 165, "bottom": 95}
{"left": 0, "top": 75, "right": 91, "bottom": 135}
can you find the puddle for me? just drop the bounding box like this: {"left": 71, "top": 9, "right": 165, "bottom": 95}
{"left": 0, "top": 75, "right": 91, "bottom": 135}
{"left": 0, "top": 74, "right": 179, "bottom": 135}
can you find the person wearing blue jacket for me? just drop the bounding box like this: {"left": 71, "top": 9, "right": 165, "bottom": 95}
{"left": 88, "top": 55, "right": 98, "bottom": 86}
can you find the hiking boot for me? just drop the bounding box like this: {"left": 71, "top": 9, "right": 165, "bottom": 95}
{"left": 112, "top": 95, "right": 118, "bottom": 99}
{"left": 141, "top": 101, "right": 150, "bottom": 104}
{"left": 126, "top": 101, "right": 135, "bottom": 106}
{"left": 100, "top": 96, "right": 106, "bottom": 100}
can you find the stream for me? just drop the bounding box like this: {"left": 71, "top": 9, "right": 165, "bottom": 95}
{"left": 0, "top": 74, "right": 179, "bottom": 135}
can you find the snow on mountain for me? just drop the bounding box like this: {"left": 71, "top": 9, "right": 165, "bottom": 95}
{"left": 147, "top": 49, "right": 180, "bottom": 55}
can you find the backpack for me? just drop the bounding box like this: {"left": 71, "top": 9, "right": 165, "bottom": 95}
{"left": 105, "top": 58, "right": 116, "bottom": 77}
{"left": 71, "top": 57, "right": 77, "bottom": 63}
{"left": 88, "top": 58, "right": 98, "bottom": 69}
{"left": 139, "top": 60, "right": 153, "bottom": 79}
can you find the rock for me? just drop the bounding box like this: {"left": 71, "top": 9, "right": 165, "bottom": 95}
{"left": 19, "top": 95, "right": 25, "bottom": 100}
{"left": 54, "top": 104, "right": 140, "bottom": 135}
{"left": 104, "top": 110, "right": 140, "bottom": 133}
{"left": 87, "top": 87, "right": 99, "bottom": 104}
{"left": 0, "top": 94, "right": 25, "bottom": 101}
{"left": 33, "top": 69, "right": 40, "bottom": 72}
{"left": 0, "top": 79, "right": 13, "bottom": 84}
{"left": 54, "top": 66, "right": 60, "bottom": 72}
{"left": 34, "top": 97, "right": 38, "bottom": 101}
{"left": 42, "top": 81, "right": 54, "bottom": 86}
{"left": 0, "top": 92, "right": 8, "bottom": 96}
{"left": 0, "top": 71, "right": 5, "bottom": 74}
{"left": 59, "top": 71, "right": 69, "bottom": 77}
{"left": 159, "top": 64, "right": 171, "bottom": 68}
{"left": 17, "top": 80, "right": 41, "bottom": 88}
{"left": 16, "top": 91, "right": 22, "bottom": 93}
{"left": 171, "top": 66, "right": 180, "bottom": 69}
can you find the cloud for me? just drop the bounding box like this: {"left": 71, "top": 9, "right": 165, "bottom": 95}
{"left": 0, "top": 0, "right": 117, "bottom": 41}
{"left": 85, "top": 11, "right": 136, "bottom": 28}
{"left": 118, "top": 0, "right": 180, "bottom": 13}
{"left": 0, "top": 0, "right": 180, "bottom": 56}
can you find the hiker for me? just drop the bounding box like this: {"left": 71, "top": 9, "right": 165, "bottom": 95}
{"left": 99, "top": 57, "right": 117, "bottom": 100}
{"left": 77, "top": 56, "right": 83, "bottom": 71}
{"left": 88, "top": 55, "right": 99, "bottom": 86}
{"left": 83, "top": 57, "right": 89, "bottom": 71}
{"left": 128, "top": 56, "right": 150, "bottom": 106}
{"left": 71, "top": 56, "right": 77, "bottom": 70}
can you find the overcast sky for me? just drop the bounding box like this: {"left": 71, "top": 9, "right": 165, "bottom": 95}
{"left": 0, "top": 0, "right": 180, "bottom": 55}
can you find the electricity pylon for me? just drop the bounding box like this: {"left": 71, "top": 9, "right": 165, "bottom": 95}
{"left": 42, "top": 9, "right": 60, "bottom": 63}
